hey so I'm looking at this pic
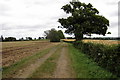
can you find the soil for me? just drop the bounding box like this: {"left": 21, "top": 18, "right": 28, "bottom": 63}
{"left": 54, "top": 43, "right": 75, "bottom": 78}
{"left": 2, "top": 41, "right": 59, "bottom": 67}
{"left": 13, "top": 46, "right": 59, "bottom": 78}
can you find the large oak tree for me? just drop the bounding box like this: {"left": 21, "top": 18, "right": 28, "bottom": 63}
{"left": 58, "top": 1, "right": 109, "bottom": 41}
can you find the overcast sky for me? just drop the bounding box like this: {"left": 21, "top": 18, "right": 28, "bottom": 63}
{"left": 0, "top": 0, "right": 119, "bottom": 39}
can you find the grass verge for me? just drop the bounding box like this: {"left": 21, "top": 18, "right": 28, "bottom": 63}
{"left": 2, "top": 44, "right": 59, "bottom": 78}
{"left": 29, "top": 45, "right": 61, "bottom": 78}
{"left": 68, "top": 43, "right": 116, "bottom": 78}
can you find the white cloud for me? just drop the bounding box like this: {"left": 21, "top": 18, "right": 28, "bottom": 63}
{"left": 0, "top": 0, "right": 119, "bottom": 38}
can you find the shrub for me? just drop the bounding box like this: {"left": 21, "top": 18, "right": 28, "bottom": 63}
{"left": 44, "top": 28, "right": 65, "bottom": 42}
{"left": 50, "top": 34, "right": 60, "bottom": 42}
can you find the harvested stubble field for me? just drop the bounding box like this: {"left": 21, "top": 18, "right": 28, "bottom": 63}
{"left": 83, "top": 39, "right": 120, "bottom": 45}
{"left": 2, "top": 40, "right": 59, "bottom": 67}
{"left": 62, "top": 39, "right": 120, "bottom": 45}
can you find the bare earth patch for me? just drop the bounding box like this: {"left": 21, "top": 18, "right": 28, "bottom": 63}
{"left": 2, "top": 41, "right": 59, "bottom": 67}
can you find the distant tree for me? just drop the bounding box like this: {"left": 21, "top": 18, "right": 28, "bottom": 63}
{"left": 26, "top": 37, "right": 32, "bottom": 40}
{"left": 38, "top": 37, "right": 41, "bottom": 40}
{"left": 44, "top": 28, "right": 64, "bottom": 42}
{"left": 4, "top": 37, "right": 16, "bottom": 41}
{"left": 34, "top": 38, "right": 36, "bottom": 40}
{"left": 0, "top": 37, "right": 1, "bottom": 42}
{"left": 44, "top": 30, "right": 50, "bottom": 39}
{"left": 58, "top": 1, "right": 109, "bottom": 41}
{"left": 26, "top": 37, "right": 29, "bottom": 40}
{"left": 21, "top": 37, "right": 24, "bottom": 40}
{"left": 28, "top": 37, "right": 32, "bottom": 40}
{"left": 0, "top": 35, "right": 4, "bottom": 42}
{"left": 49, "top": 29, "right": 60, "bottom": 42}
{"left": 58, "top": 30, "right": 65, "bottom": 39}
{"left": 19, "top": 37, "right": 24, "bottom": 41}
{"left": 42, "top": 37, "right": 45, "bottom": 39}
{"left": 107, "top": 32, "right": 111, "bottom": 34}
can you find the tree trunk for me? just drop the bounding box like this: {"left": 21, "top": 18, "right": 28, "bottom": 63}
{"left": 74, "top": 31, "right": 83, "bottom": 41}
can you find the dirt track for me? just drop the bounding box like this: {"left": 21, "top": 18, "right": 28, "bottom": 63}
{"left": 54, "top": 43, "right": 75, "bottom": 78}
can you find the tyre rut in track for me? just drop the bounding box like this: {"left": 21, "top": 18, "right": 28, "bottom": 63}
{"left": 54, "top": 43, "right": 75, "bottom": 78}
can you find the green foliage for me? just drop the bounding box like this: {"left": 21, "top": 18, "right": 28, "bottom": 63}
{"left": 73, "top": 41, "right": 120, "bottom": 77}
{"left": 49, "top": 29, "right": 60, "bottom": 42}
{"left": 0, "top": 35, "right": 4, "bottom": 41}
{"left": 26, "top": 37, "right": 32, "bottom": 40}
{"left": 44, "top": 28, "right": 65, "bottom": 42}
{"left": 4, "top": 37, "right": 16, "bottom": 41}
{"left": 19, "top": 37, "right": 24, "bottom": 41}
{"left": 58, "top": 30, "right": 65, "bottom": 39}
{"left": 68, "top": 44, "right": 115, "bottom": 78}
{"left": 107, "top": 32, "right": 111, "bottom": 34}
{"left": 58, "top": 1, "right": 109, "bottom": 40}
{"left": 38, "top": 37, "right": 41, "bottom": 40}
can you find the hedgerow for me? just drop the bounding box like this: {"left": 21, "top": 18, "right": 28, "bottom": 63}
{"left": 73, "top": 41, "right": 120, "bottom": 77}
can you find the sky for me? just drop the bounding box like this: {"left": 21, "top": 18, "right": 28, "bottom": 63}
{"left": 0, "top": 0, "right": 119, "bottom": 39}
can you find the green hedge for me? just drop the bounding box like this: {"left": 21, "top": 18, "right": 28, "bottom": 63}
{"left": 73, "top": 41, "right": 120, "bottom": 77}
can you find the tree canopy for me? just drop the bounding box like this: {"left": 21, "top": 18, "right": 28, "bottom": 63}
{"left": 4, "top": 37, "right": 16, "bottom": 41}
{"left": 58, "top": 1, "right": 109, "bottom": 40}
{"left": 44, "top": 28, "right": 65, "bottom": 42}
{"left": 0, "top": 36, "right": 4, "bottom": 42}
{"left": 58, "top": 30, "right": 65, "bottom": 39}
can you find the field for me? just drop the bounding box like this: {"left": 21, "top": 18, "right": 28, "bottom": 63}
{"left": 1, "top": 40, "right": 119, "bottom": 78}
{"left": 83, "top": 39, "right": 120, "bottom": 45}
{"left": 2, "top": 40, "right": 59, "bottom": 67}
{"left": 62, "top": 39, "right": 120, "bottom": 45}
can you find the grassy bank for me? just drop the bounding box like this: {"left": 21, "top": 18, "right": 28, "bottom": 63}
{"left": 68, "top": 44, "right": 116, "bottom": 78}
